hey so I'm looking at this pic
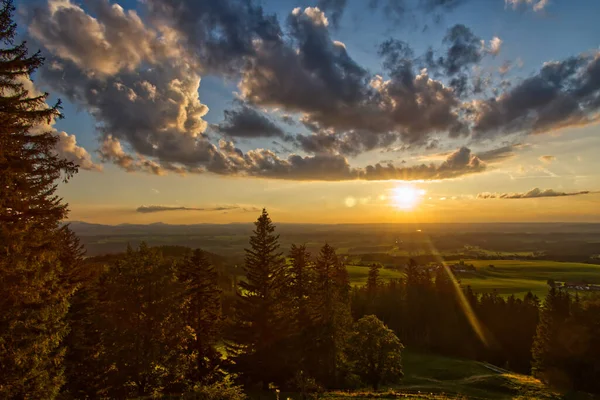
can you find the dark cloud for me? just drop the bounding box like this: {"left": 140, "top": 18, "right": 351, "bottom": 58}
{"left": 477, "top": 188, "right": 591, "bottom": 199}
{"left": 361, "top": 146, "right": 485, "bottom": 180}
{"left": 473, "top": 52, "right": 600, "bottom": 137}
{"left": 136, "top": 205, "right": 256, "bottom": 213}
{"left": 317, "top": 0, "right": 347, "bottom": 27}
{"left": 317, "top": 0, "right": 468, "bottom": 27}
{"left": 280, "top": 115, "right": 297, "bottom": 126}
{"left": 420, "top": 0, "right": 467, "bottom": 12}
{"left": 214, "top": 103, "right": 290, "bottom": 140}
{"left": 435, "top": 24, "right": 483, "bottom": 76}
{"left": 143, "top": 0, "right": 282, "bottom": 76}
{"left": 204, "top": 143, "right": 487, "bottom": 181}
{"left": 27, "top": 0, "right": 598, "bottom": 182}
{"left": 477, "top": 143, "right": 528, "bottom": 164}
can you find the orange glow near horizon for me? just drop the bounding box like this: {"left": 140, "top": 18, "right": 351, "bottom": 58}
{"left": 391, "top": 185, "right": 426, "bottom": 211}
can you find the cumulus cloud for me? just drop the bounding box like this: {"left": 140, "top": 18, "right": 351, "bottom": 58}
{"left": 478, "top": 188, "right": 590, "bottom": 199}
{"left": 18, "top": 74, "right": 101, "bottom": 171}
{"left": 136, "top": 205, "right": 257, "bottom": 213}
{"left": 143, "top": 0, "right": 281, "bottom": 76}
{"left": 423, "top": 24, "right": 487, "bottom": 97}
{"left": 472, "top": 51, "right": 600, "bottom": 137}
{"left": 488, "top": 36, "right": 503, "bottom": 56}
{"left": 435, "top": 24, "right": 483, "bottom": 76}
{"left": 24, "top": 0, "right": 597, "bottom": 182}
{"left": 214, "top": 103, "right": 290, "bottom": 140}
{"left": 361, "top": 146, "right": 485, "bottom": 180}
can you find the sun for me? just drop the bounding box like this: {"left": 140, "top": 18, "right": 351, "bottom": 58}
{"left": 391, "top": 185, "right": 425, "bottom": 210}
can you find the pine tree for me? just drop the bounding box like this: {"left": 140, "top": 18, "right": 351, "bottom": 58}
{"left": 312, "top": 244, "right": 352, "bottom": 388}
{"left": 366, "top": 263, "right": 381, "bottom": 295}
{"left": 96, "top": 244, "right": 192, "bottom": 397}
{"left": 0, "top": 1, "right": 80, "bottom": 396}
{"left": 287, "top": 244, "right": 315, "bottom": 371}
{"left": 532, "top": 287, "right": 571, "bottom": 388}
{"left": 227, "top": 209, "right": 289, "bottom": 388}
{"left": 179, "top": 248, "right": 223, "bottom": 383}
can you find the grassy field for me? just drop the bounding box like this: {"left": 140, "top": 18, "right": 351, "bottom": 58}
{"left": 253, "top": 350, "right": 592, "bottom": 399}
{"left": 346, "top": 260, "right": 600, "bottom": 298}
{"left": 321, "top": 350, "right": 595, "bottom": 400}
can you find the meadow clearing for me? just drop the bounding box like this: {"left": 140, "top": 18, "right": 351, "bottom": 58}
{"left": 347, "top": 260, "right": 600, "bottom": 298}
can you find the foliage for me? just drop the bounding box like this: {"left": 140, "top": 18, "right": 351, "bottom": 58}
{"left": 179, "top": 249, "right": 223, "bottom": 383}
{"left": 179, "top": 377, "right": 246, "bottom": 400}
{"left": 347, "top": 315, "right": 404, "bottom": 390}
{"left": 227, "top": 209, "right": 290, "bottom": 388}
{"left": 0, "top": 1, "right": 80, "bottom": 397}
{"left": 311, "top": 243, "right": 353, "bottom": 388}
{"left": 95, "top": 244, "right": 193, "bottom": 398}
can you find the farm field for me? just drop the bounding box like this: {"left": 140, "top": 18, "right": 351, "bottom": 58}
{"left": 347, "top": 260, "right": 600, "bottom": 298}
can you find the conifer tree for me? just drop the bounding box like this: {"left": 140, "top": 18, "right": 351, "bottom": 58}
{"left": 96, "top": 244, "right": 192, "bottom": 397}
{"left": 288, "top": 244, "right": 315, "bottom": 370}
{"left": 227, "top": 209, "right": 289, "bottom": 388}
{"left": 0, "top": 1, "right": 80, "bottom": 396}
{"left": 179, "top": 248, "right": 223, "bottom": 383}
{"left": 312, "top": 244, "right": 352, "bottom": 387}
{"left": 532, "top": 287, "right": 571, "bottom": 388}
{"left": 366, "top": 263, "right": 381, "bottom": 295}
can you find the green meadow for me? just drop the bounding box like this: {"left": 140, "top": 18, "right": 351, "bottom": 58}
{"left": 347, "top": 260, "right": 600, "bottom": 298}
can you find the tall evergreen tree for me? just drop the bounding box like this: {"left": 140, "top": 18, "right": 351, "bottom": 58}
{"left": 179, "top": 249, "right": 223, "bottom": 383}
{"left": 96, "top": 244, "right": 192, "bottom": 397}
{"left": 532, "top": 287, "right": 571, "bottom": 388}
{"left": 312, "top": 244, "right": 352, "bottom": 387}
{"left": 287, "top": 244, "right": 315, "bottom": 371}
{"left": 0, "top": 1, "right": 80, "bottom": 397}
{"left": 227, "top": 209, "right": 289, "bottom": 388}
{"left": 366, "top": 263, "right": 381, "bottom": 295}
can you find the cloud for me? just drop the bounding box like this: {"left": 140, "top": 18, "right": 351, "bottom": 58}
{"left": 488, "top": 36, "right": 503, "bottom": 56}
{"left": 143, "top": 0, "right": 281, "bottom": 76}
{"left": 25, "top": 0, "right": 597, "bottom": 182}
{"left": 477, "top": 143, "right": 529, "bottom": 163}
{"left": 498, "top": 60, "right": 512, "bottom": 75}
{"left": 477, "top": 187, "right": 591, "bottom": 199}
{"left": 361, "top": 146, "right": 485, "bottom": 180}
{"left": 505, "top": 0, "right": 549, "bottom": 12}
{"left": 472, "top": 51, "right": 600, "bottom": 137}
{"left": 317, "top": 0, "right": 468, "bottom": 27}
{"left": 434, "top": 24, "right": 483, "bottom": 76}
{"left": 539, "top": 155, "right": 556, "bottom": 164}
{"left": 214, "top": 102, "right": 290, "bottom": 140}
{"left": 18, "top": 75, "right": 101, "bottom": 171}
{"left": 136, "top": 205, "right": 258, "bottom": 213}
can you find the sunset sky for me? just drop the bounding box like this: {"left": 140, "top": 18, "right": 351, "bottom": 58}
{"left": 18, "top": 0, "right": 600, "bottom": 224}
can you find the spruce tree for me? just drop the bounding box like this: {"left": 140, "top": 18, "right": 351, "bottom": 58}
{"left": 96, "top": 244, "right": 192, "bottom": 397}
{"left": 366, "top": 263, "right": 381, "bottom": 295}
{"left": 227, "top": 209, "right": 289, "bottom": 388}
{"left": 532, "top": 287, "right": 571, "bottom": 388}
{"left": 312, "top": 244, "right": 352, "bottom": 387}
{"left": 179, "top": 248, "right": 223, "bottom": 383}
{"left": 288, "top": 244, "right": 316, "bottom": 371}
{"left": 0, "top": 1, "right": 80, "bottom": 396}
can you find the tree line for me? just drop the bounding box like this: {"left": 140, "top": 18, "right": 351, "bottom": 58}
{"left": 1, "top": 1, "right": 599, "bottom": 397}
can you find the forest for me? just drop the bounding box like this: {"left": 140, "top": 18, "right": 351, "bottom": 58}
{"left": 1, "top": 0, "right": 599, "bottom": 398}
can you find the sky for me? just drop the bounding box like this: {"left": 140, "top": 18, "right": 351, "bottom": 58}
{"left": 15, "top": 0, "right": 600, "bottom": 224}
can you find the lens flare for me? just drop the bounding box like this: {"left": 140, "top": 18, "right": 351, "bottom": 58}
{"left": 391, "top": 185, "right": 425, "bottom": 210}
